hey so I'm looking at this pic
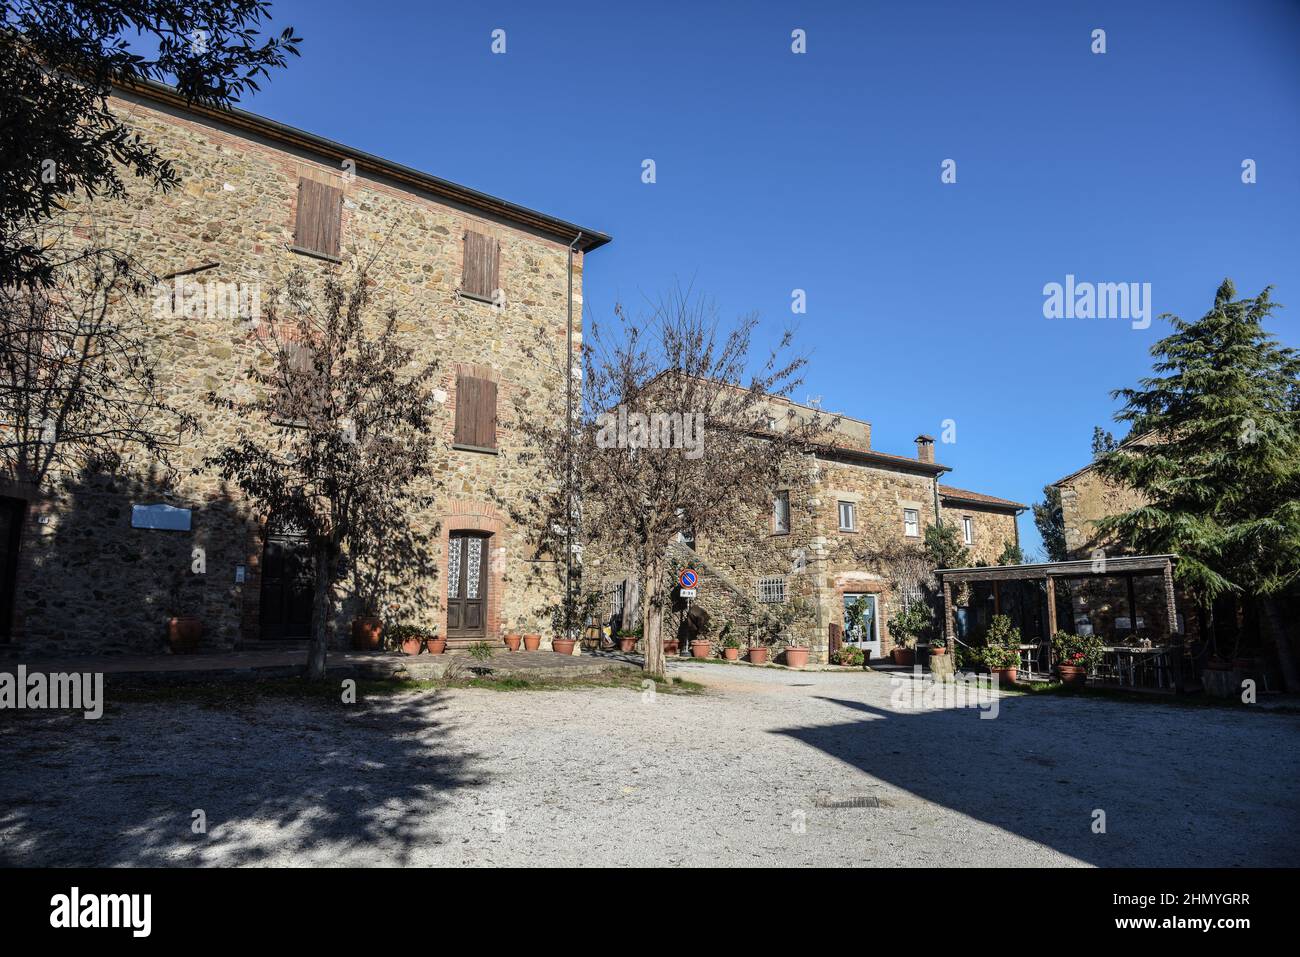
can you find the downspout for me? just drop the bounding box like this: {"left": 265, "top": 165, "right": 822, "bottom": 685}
{"left": 566, "top": 232, "right": 583, "bottom": 641}
{"left": 932, "top": 476, "right": 943, "bottom": 528}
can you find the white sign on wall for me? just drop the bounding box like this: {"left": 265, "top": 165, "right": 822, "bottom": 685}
{"left": 131, "top": 503, "right": 192, "bottom": 531}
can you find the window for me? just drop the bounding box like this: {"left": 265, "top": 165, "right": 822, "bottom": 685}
{"left": 838, "top": 501, "right": 856, "bottom": 532}
{"left": 293, "top": 177, "right": 343, "bottom": 260}
{"left": 772, "top": 490, "right": 790, "bottom": 534}
{"left": 454, "top": 372, "right": 497, "bottom": 451}
{"left": 757, "top": 576, "right": 787, "bottom": 604}
{"left": 962, "top": 516, "right": 974, "bottom": 545}
{"left": 461, "top": 230, "right": 501, "bottom": 302}
{"left": 903, "top": 508, "right": 920, "bottom": 537}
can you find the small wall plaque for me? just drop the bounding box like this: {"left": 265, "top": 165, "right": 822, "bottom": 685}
{"left": 234, "top": 564, "right": 247, "bottom": 584}
{"left": 131, "top": 503, "right": 192, "bottom": 531}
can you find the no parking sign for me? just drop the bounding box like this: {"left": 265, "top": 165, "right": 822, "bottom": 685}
{"left": 679, "top": 568, "right": 698, "bottom": 598}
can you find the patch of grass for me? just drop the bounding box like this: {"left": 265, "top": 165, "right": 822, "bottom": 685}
{"left": 102, "top": 669, "right": 705, "bottom": 706}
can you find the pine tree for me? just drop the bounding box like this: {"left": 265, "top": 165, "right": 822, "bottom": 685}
{"left": 1032, "top": 485, "right": 1069, "bottom": 562}
{"left": 1095, "top": 279, "right": 1300, "bottom": 689}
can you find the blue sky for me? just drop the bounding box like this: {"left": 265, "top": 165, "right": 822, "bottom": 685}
{"left": 241, "top": 0, "right": 1300, "bottom": 557}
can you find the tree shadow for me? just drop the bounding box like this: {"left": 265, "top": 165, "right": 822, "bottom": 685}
{"left": 0, "top": 682, "right": 482, "bottom": 866}
{"left": 773, "top": 688, "right": 1300, "bottom": 866}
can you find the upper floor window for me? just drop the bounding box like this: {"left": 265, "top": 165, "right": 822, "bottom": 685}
{"left": 903, "top": 508, "right": 920, "bottom": 538}
{"left": 454, "top": 370, "right": 497, "bottom": 451}
{"left": 772, "top": 490, "right": 790, "bottom": 535}
{"left": 461, "top": 230, "right": 501, "bottom": 302}
{"left": 293, "top": 177, "right": 343, "bottom": 260}
{"left": 838, "top": 501, "right": 856, "bottom": 532}
{"left": 962, "top": 516, "right": 974, "bottom": 545}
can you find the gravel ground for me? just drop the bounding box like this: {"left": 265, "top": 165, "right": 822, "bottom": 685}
{"left": 2, "top": 663, "right": 1297, "bottom": 867}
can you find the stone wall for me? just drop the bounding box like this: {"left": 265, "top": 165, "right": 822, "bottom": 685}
{"left": 6, "top": 90, "right": 591, "bottom": 655}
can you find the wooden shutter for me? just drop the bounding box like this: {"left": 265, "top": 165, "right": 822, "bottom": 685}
{"left": 454, "top": 374, "right": 497, "bottom": 449}
{"left": 294, "top": 178, "right": 342, "bottom": 258}
{"left": 461, "top": 231, "right": 500, "bottom": 300}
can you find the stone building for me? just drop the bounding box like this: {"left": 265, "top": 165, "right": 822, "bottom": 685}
{"left": 0, "top": 79, "right": 608, "bottom": 655}
{"left": 587, "top": 398, "right": 1025, "bottom": 664}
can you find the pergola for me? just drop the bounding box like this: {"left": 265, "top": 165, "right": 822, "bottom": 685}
{"left": 935, "top": 554, "right": 1183, "bottom": 692}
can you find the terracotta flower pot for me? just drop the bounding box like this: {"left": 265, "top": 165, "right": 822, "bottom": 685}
{"left": 504, "top": 634, "right": 522, "bottom": 651}
{"left": 425, "top": 637, "right": 446, "bottom": 655}
{"left": 351, "top": 616, "right": 383, "bottom": 651}
{"left": 784, "top": 647, "right": 810, "bottom": 668}
{"left": 892, "top": 647, "right": 916, "bottom": 667}
{"left": 722, "top": 647, "right": 740, "bottom": 661}
{"left": 617, "top": 637, "right": 638, "bottom": 652}
{"left": 690, "top": 640, "right": 711, "bottom": 659}
{"left": 167, "top": 616, "right": 202, "bottom": 655}
{"left": 399, "top": 637, "right": 423, "bottom": 655}
{"left": 663, "top": 639, "right": 680, "bottom": 656}
{"left": 991, "top": 667, "right": 1018, "bottom": 685}
{"left": 522, "top": 634, "right": 541, "bottom": 651}
{"left": 747, "top": 647, "right": 768, "bottom": 665}
{"left": 1056, "top": 664, "right": 1086, "bottom": 686}
{"left": 552, "top": 638, "right": 576, "bottom": 655}
{"left": 930, "top": 647, "right": 947, "bottom": 656}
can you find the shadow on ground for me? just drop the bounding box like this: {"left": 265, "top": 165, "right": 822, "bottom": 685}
{"left": 773, "top": 688, "right": 1299, "bottom": 866}
{"left": 0, "top": 683, "right": 479, "bottom": 866}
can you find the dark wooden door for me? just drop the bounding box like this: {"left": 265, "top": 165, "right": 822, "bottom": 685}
{"left": 0, "top": 497, "right": 24, "bottom": 641}
{"left": 260, "top": 526, "right": 315, "bottom": 640}
{"left": 447, "top": 532, "right": 488, "bottom": 638}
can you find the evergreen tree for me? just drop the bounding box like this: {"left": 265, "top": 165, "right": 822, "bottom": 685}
{"left": 1032, "top": 485, "right": 1069, "bottom": 562}
{"left": 1095, "top": 279, "right": 1300, "bottom": 689}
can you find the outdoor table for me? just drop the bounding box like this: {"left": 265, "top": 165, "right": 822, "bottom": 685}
{"left": 1103, "top": 645, "right": 1172, "bottom": 688}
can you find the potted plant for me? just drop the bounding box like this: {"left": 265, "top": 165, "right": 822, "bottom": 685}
{"left": 831, "top": 644, "right": 865, "bottom": 667}
{"left": 784, "top": 636, "right": 810, "bottom": 669}
{"left": 387, "top": 623, "right": 424, "bottom": 656}
{"left": 165, "top": 571, "right": 202, "bottom": 654}
{"left": 426, "top": 632, "right": 446, "bottom": 655}
{"left": 351, "top": 613, "right": 383, "bottom": 651}
{"left": 503, "top": 633, "right": 522, "bottom": 652}
{"left": 616, "top": 628, "right": 639, "bottom": 653}
{"left": 552, "top": 636, "right": 577, "bottom": 655}
{"left": 721, "top": 635, "right": 742, "bottom": 661}
{"left": 663, "top": 632, "right": 680, "bottom": 656}
{"left": 747, "top": 640, "right": 769, "bottom": 665}
{"left": 523, "top": 632, "right": 541, "bottom": 651}
{"left": 887, "top": 600, "right": 931, "bottom": 667}
{"left": 981, "top": 614, "right": 1022, "bottom": 683}
{"left": 1051, "top": 630, "right": 1103, "bottom": 686}
{"left": 928, "top": 638, "right": 947, "bottom": 656}
{"left": 167, "top": 616, "right": 202, "bottom": 655}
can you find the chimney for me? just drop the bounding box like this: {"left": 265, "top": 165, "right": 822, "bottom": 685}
{"left": 915, "top": 434, "right": 935, "bottom": 464}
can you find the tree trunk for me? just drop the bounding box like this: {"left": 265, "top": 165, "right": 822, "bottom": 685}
{"left": 1260, "top": 596, "right": 1299, "bottom": 693}
{"left": 642, "top": 556, "right": 666, "bottom": 678}
{"left": 307, "top": 541, "right": 333, "bottom": 681}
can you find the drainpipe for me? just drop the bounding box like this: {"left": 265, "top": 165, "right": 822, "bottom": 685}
{"left": 566, "top": 232, "right": 583, "bottom": 641}
{"left": 932, "top": 476, "right": 943, "bottom": 528}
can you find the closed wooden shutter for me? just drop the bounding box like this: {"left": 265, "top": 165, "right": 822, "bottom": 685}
{"left": 294, "top": 178, "right": 343, "bottom": 258}
{"left": 461, "top": 230, "right": 500, "bottom": 300}
{"left": 454, "top": 374, "right": 497, "bottom": 449}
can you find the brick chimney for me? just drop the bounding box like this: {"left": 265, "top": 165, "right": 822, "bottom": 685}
{"left": 915, "top": 434, "right": 935, "bottom": 464}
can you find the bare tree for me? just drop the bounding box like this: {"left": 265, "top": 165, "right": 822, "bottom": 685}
{"left": 0, "top": 241, "right": 196, "bottom": 488}
{"left": 516, "top": 286, "right": 827, "bottom": 677}
{"left": 205, "top": 267, "right": 441, "bottom": 679}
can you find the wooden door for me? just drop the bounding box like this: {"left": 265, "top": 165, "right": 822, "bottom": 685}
{"left": 260, "top": 525, "right": 315, "bottom": 640}
{"left": 447, "top": 532, "right": 488, "bottom": 639}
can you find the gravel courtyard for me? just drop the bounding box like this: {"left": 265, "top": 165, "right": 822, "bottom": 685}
{"left": 2, "top": 662, "right": 1297, "bottom": 867}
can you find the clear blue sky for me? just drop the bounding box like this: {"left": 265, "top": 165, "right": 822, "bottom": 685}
{"left": 240, "top": 0, "right": 1300, "bottom": 557}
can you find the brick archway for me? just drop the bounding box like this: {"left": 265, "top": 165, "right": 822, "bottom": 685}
{"left": 441, "top": 500, "right": 506, "bottom": 647}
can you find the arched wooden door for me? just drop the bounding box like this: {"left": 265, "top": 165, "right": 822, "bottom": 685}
{"left": 447, "top": 531, "right": 488, "bottom": 640}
